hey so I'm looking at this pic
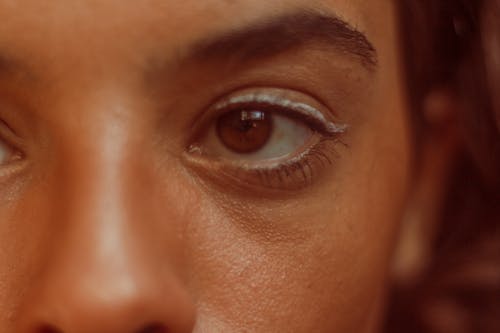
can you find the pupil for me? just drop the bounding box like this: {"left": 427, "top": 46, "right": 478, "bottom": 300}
{"left": 237, "top": 120, "right": 254, "bottom": 132}
{"left": 217, "top": 110, "right": 273, "bottom": 154}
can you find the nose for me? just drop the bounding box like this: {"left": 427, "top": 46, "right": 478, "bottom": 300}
{"left": 22, "top": 240, "right": 195, "bottom": 333}
{"left": 17, "top": 120, "right": 196, "bottom": 333}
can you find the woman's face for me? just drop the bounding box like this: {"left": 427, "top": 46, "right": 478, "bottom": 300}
{"left": 0, "top": 1, "right": 411, "bottom": 332}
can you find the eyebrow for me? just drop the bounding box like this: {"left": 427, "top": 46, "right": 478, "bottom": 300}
{"left": 186, "top": 10, "right": 378, "bottom": 70}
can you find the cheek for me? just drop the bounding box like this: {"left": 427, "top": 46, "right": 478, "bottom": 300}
{"left": 0, "top": 108, "right": 411, "bottom": 333}
{"left": 185, "top": 140, "right": 410, "bottom": 333}
{"left": 183, "top": 64, "right": 412, "bottom": 333}
{"left": 185, "top": 206, "right": 345, "bottom": 332}
{"left": 186, "top": 210, "right": 400, "bottom": 332}
{"left": 0, "top": 177, "right": 56, "bottom": 327}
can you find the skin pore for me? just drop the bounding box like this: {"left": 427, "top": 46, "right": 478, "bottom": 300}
{"left": 0, "top": 1, "right": 416, "bottom": 332}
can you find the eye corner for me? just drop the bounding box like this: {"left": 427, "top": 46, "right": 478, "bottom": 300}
{"left": 0, "top": 121, "right": 28, "bottom": 174}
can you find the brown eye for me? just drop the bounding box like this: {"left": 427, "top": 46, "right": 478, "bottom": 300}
{"left": 216, "top": 110, "right": 273, "bottom": 154}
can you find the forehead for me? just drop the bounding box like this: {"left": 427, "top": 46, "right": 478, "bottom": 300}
{"left": 0, "top": 0, "right": 374, "bottom": 25}
{"left": 0, "top": 0, "right": 390, "bottom": 61}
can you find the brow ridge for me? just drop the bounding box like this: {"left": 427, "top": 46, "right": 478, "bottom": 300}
{"left": 188, "top": 10, "right": 378, "bottom": 69}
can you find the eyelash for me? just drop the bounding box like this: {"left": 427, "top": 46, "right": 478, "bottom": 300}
{"left": 187, "top": 94, "right": 347, "bottom": 191}
{"left": 247, "top": 135, "right": 344, "bottom": 190}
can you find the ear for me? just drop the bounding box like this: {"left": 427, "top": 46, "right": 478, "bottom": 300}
{"left": 391, "top": 88, "right": 462, "bottom": 286}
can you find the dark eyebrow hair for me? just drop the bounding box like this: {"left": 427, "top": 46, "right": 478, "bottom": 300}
{"left": 187, "top": 10, "right": 378, "bottom": 70}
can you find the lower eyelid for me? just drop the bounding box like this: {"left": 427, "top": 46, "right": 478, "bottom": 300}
{"left": 184, "top": 135, "right": 342, "bottom": 192}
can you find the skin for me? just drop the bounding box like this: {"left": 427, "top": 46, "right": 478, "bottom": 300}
{"left": 0, "top": 0, "right": 431, "bottom": 332}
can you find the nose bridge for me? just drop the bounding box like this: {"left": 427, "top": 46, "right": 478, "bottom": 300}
{"left": 53, "top": 88, "right": 153, "bottom": 260}
{"left": 60, "top": 104, "right": 133, "bottom": 250}
{"left": 18, "top": 98, "right": 196, "bottom": 333}
{"left": 58, "top": 138, "right": 139, "bottom": 285}
{"left": 55, "top": 103, "right": 139, "bottom": 275}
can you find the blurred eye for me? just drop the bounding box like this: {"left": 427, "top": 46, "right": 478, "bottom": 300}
{"left": 186, "top": 88, "right": 347, "bottom": 190}
{"left": 0, "top": 140, "right": 12, "bottom": 164}
{"left": 0, "top": 120, "right": 21, "bottom": 167}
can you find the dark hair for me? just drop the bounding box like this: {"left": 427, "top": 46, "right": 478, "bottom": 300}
{"left": 386, "top": 1, "right": 500, "bottom": 332}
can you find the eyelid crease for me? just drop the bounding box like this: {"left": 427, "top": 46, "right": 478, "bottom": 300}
{"left": 213, "top": 93, "right": 348, "bottom": 135}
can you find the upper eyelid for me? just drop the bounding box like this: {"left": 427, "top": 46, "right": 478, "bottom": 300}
{"left": 212, "top": 92, "right": 348, "bottom": 135}
{"left": 186, "top": 87, "right": 349, "bottom": 150}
